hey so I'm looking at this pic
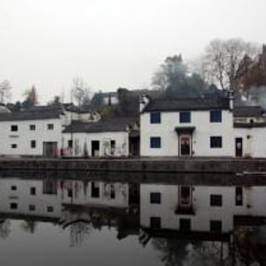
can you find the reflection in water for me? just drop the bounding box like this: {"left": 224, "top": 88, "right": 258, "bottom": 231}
{"left": 0, "top": 176, "right": 266, "bottom": 265}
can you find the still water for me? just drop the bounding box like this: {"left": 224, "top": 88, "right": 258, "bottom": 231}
{"left": 0, "top": 174, "right": 265, "bottom": 265}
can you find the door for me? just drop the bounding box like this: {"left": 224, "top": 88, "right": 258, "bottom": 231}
{"left": 43, "top": 142, "right": 58, "bottom": 158}
{"left": 179, "top": 186, "right": 192, "bottom": 208}
{"left": 91, "top": 140, "right": 100, "bottom": 157}
{"left": 179, "top": 135, "right": 191, "bottom": 156}
{"left": 235, "top": 137, "right": 243, "bottom": 157}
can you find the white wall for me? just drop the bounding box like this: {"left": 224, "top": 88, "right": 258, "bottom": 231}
{"left": 140, "top": 110, "right": 234, "bottom": 157}
{"left": 63, "top": 131, "right": 129, "bottom": 157}
{"left": 140, "top": 184, "right": 266, "bottom": 233}
{"left": 234, "top": 127, "right": 266, "bottom": 158}
{"left": 0, "top": 118, "right": 64, "bottom": 156}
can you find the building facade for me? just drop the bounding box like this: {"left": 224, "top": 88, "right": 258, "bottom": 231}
{"left": 140, "top": 97, "right": 235, "bottom": 157}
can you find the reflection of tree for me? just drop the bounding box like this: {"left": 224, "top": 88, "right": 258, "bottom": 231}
{"left": 234, "top": 226, "right": 266, "bottom": 266}
{"left": 152, "top": 238, "right": 190, "bottom": 266}
{"left": 187, "top": 241, "right": 231, "bottom": 266}
{"left": 20, "top": 220, "right": 38, "bottom": 234}
{"left": 69, "top": 222, "right": 91, "bottom": 247}
{"left": 152, "top": 238, "right": 231, "bottom": 266}
{"left": 0, "top": 219, "right": 11, "bottom": 239}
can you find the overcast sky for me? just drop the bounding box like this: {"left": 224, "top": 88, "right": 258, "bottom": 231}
{"left": 0, "top": 0, "right": 265, "bottom": 103}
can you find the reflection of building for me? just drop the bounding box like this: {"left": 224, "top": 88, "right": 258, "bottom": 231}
{"left": 140, "top": 184, "right": 266, "bottom": 238}
{"left": 0, "top": 178, "right": 139, "bottom": 242}
{"left": 0, "top": 179, "right": 62, "bottom": 220}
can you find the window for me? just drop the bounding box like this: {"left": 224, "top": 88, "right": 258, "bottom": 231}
{"left": 150, "top": 137, "right": 161, "bottom": 148}
{"left": 68, "top": 140, "right": 73, "bottom": 148}
{"left": 29, "top": 205, "right": 35, "bottom": 211}
{"left": 47, "top": 206, "right": 54, "bottom": 212}
{"left": 150, "top": 217, "right": 161, "bottom": 229}
{"left": 10, "top": 203, "right": 17, "bottom": 210}
{"left": 210, "top": 110, "right": 222, "bottom": 123}
{"left": 210, "top": 220, "right": 222, "bottom": 232}
{"left": 67, "top": 189, "right": 73, "bottom": 198}
{"left": 43, "top": 180, "right": 57, "bottom": 195}
{"left": 47, "top": 124, "right": 54, "bottom": 130}
{"left": 150, "top": 112, "right": 161, "bottom": 124}
{"left": 110, "top": 140, "right": 116, "bottom": 155}
{"left": 210, "top": 194, "right": 222, "bottom": 207}
{"left": 31, "top": 140, "right": 36, "bottom": 149}
{"left": 11, "top": 144, "right": 17, "bottom": 149}
{"left": 210, "top": 136, "right": 222, "bottom": 148}
{"left": 30, "top": 187, "right": 36, "bottom": 195}
{"left": 29, "top": 124, "right": 36, "bottom": 131}
{"left": 91, "top": 182, "right": 100, "bottom": 198}
{"left": 150, "top": 192, "right": 161, "bottom": 204}
{"left": 235, "top": 187, "right": 243, "bottom": 206}
{"left": 179, "top": 218, "right": 191, "bottom": 232}
{"left": 11, "top": 185, "right": 17, "bottom": 191}
{"left": 110, "top": 184, "right": 115, "bottom": 199}
{"left": 11, "top": 125, "right": 18, "bottom": 132}
{"left": 180, "top": 111, "right": 191, "bottom": 123}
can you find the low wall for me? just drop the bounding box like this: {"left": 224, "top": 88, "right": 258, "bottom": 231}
{"left": 0, "top": 158, "right": 266, "bottom": 174}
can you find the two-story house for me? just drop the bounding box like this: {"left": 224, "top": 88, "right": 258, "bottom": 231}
{"left": 140, "top": 96, "right": 234, "bottom": 157}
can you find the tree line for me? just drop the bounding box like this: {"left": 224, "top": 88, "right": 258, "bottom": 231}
{"left": 1, "top": 38, "right": 265, "bottom": 113}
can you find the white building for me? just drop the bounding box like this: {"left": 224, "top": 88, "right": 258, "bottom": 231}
{"left": 62, "top": 117, "right": 139, "bottom": 157}
{"left": 140, "top": 96, "right": 235, "bottom": 157}
{"left": 0, "top": 105, "right": 98, "bottom": 157}
{"left": 140, "top": 184, "right": 266, "bottom": 234}
{"left": 233, "top": 106, "right": 266, "bottom": 158}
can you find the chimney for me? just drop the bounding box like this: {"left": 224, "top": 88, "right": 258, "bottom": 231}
{"left": 228, "top": 89, "right": 234, "bottom": 111}
{"left": 139, "top": 95, "right": 150, "bottom": 112}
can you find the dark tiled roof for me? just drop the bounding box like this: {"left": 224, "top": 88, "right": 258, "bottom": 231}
{"left": 0, "top": 110, "right": 62, "bottom": 121}
{"left": 63, "top": 117, "right": 138, "bottom": 133}
{"left": 233, "top": 106, "right": 265, "bottom": 117}
{"left": 143, "top": 97, "right": 230, "bottom": 112}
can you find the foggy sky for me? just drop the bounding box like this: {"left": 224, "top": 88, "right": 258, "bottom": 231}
{"left": 0, "top": 0, "right": 265, "bottom": 103}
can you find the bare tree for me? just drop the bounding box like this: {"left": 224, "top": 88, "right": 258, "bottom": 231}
{"left": 202, "top": 38, "right": 258, "bottom": 90}
{"left": 0, "top": 80, "right": 11, "bottom": 104}
{"left": 71, "top": 77, "right": 91, "bottom": 108}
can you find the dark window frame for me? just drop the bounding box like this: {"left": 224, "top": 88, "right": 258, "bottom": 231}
{"left": 11, "top": 144, "right": 17, "bottom": 149}
{"left": 210, "top": 194, "right": 222, "bottom": 207}
{"left": 47, "top": 124, "right": 54, "bottom": 130}
{"left": 210, "top": 220, "right": 222, "bottom": 232}
{"left": 150, "top": 217, "right": 161, "bottom": 229}
{"left": 210, "top": 136, "right": 222, "bottom": 148}
{"left": 11, "top": 125, "right": 18, "bottom": 132}
{"left": 31, "top": 140, "right": 36, "bottom": 149}
{"left": 29, "top": 124, "right": 36, "bottom": 131}
{"left": 150, "top": 137, "right": 161, "bottom": 148}
{"left": 210, "top": 110, "right": 222, "bottom": 123}
{"left": 179, "top": 111, "right": 191, "bottom": 123}
{"left": 150, "top": 112, "right": 161, "bottom": 124}
{"left": 150, "top": 192, "right": 161, "bottom": 204}
{"left": 30, "top": 187, "right": 36, "bottom": 195}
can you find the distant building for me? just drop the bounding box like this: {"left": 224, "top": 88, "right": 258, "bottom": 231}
{"left": 0, "top": 105, "right": 98, "bottom": 157}
{"left": 62, "top": 117, "right": 139, "bottom": 157}
{"left": 233, "top": 105, "right": 266, "bottom": 157}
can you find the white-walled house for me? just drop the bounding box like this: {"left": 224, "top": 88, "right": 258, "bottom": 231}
{"left": 233, "top": 106, "right": 266, "bottom": 158}
{"left": 62, "top": 117, "right": 139, "bottom": 157}
{"left": 0, "top": 105, "right": 98, "bottom": 157}
{"left": 140, "top": 96, "right": 235, "bottom": 157}
{"left": 0, "top": 109, "right": 66, "bottom": 157}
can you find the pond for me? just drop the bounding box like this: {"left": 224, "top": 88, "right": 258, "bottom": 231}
{"left": 0, "top": 174, "right": 265, "bottom": 265}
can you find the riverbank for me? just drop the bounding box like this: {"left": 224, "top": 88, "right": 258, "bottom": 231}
{"left": 0, "top": 157, "right": 266, "bottom": 174}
